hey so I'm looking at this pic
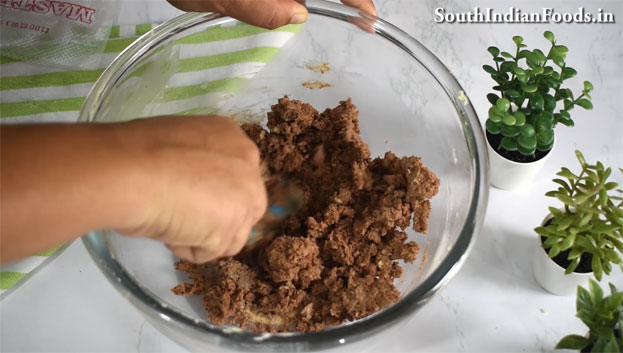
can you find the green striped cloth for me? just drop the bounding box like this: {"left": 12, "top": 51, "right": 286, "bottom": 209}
{"left": 0, "top": 21, "right": 299, "bottom": 296}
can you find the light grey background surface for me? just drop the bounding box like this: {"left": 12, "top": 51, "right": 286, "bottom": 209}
{"left": 1, "top": 0, "right": 622, "bottom": 352}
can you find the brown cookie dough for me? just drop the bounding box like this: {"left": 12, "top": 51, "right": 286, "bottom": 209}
{"left": 172, "top": 96, "right": 440, "bottom": 333}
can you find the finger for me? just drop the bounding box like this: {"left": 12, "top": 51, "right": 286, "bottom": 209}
{"left": 168, "top": 0, "right": 309, "bottom": 29}
{"left": 167, "top": 244, "right": 223, "bottom": 264}
{"left": 223, "top": 216, "right": 255, "bottom": 257}
{"left": 341, "top": 0, "right": 377, "bottom": 16}
{"left": 253, "top": 174, "right": 269, "bottom": 223}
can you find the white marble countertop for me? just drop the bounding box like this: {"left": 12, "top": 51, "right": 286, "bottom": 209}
{"left": 1, "top": 0, "right": 622, "bottom": 352}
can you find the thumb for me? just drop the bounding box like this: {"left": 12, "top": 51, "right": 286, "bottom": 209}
{"left": 169, "top": 0, "right": 308, "bottom": 30}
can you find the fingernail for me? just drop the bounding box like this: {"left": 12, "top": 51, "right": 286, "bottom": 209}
{"left": 290, "top": 12, "right": 308, "bottom": 24}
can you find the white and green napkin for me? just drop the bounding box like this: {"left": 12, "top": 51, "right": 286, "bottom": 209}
{"left": 0, "top": 21, "right": 299, "bottom": 297}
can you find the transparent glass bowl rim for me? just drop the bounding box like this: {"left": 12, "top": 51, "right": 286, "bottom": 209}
{"left": 80, "top": 0, "right": 489, "bottom": 347}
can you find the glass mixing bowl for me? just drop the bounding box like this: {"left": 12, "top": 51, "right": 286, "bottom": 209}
{"left": 80, "top": 1, "right": 489, "bottom": 351}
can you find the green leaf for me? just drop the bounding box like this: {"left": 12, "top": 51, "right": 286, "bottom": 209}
{"left": 517, "top": 143, "right": 536, "bottom": 156}
{"left": 560, "top": 110, "right": 571, "bottom": 119}
{"left": 561, "top": 67, "right": 578, "bottom": 80}
{"left": 489, "top": 106, "right": 503, "bottom": 122}
{"left": 543, "top": 31, "right": 556, "bottom": 44}
{"left": 557, "top": 193, "right": 576, "bottom": 206}
{"left": 577, "top": 285, "right": 591, "bottom": 311}
{"left": 526, "top": 53, "right": 540, "bottom": 68}
{"left": 558, "top": 167, "right": 579, "bottom": 180}
{"left": 537, "top": 129, "right": 554, "bottom": 145}
{"left": 502, "top": 113, "right": 517, "bottom": 125}
{"left": 500, "top": 51, "right": 514, "bottom": 59}
{"left": 500, "top": 61, "right": 515, "bottom": 73}
{"left": 496, "top": 98, "right": 511, "bottom": 112}
{"left": 558, "top": 117, "right": 574, "bottom": 127}
{"left": 529, "top": 94, "right": 544, "bottom": 110}
{"left": 543, "top": 94, "right": 556, "bottom": 111}
{"left": 487, "top": 93, "right": 499, "bottom": 105}
{"left": 586, "top": 170, "right": 600, "bottom": 183}
{"left": 566, "top": 257, "right": 581, "bottom": 273}
{"left": 486, "top": 119, "right": 502, "bottom": 134}
{"left": 520, "top": 124, "right": 536, "bottom": 137}
{"left": 548, "top": 244, "right": 562, "bottom": 258}
{"left": 548, "top": 207, "right": 564, "bottom": 217}
{"left": 552, "top": 55, "right": 565, "bottom": 68}
{"left": 513, "top": 66, "right": 526, "bottom": 76}
{"left": 575, "top": 98, "right": 594, "bottom": 110}
{"left": 534, "top": 226, "right": 550, "bottom": 237}
{"left": 514, "top": 111, "right": 526, "bottom": 126}
{"left": 569, "top": 248, "right": 583, "bottom": 260}
{"left": 501, "top": 125, "right": 521, "bottom": 137}
{"left": 518, "top": 134, "right": 537, "bottom": 149}
{"left": 604, "top": 292, "right": 623, "bottom": 312}
{"left": 592, "top": 224, "right": 621, "bottom": 235}
{"left": 507, "top": 90, "right": 522, "bottom": 100}
{"left": 517, "top": 72, "right": 529, "bottom": 83}
{"left": 531, "top": 66, "right": 544, "bottom": 75}
{"left": 551, "top": 45, "right": 569, "bottom": 57}
{"left": 578, "top": 211, "right": 593, "bottom": 227}
{"left": 564, "top": 99, "right": 575, "bottom": 111}
{"left": 523, "top": 85, "right": 538, "bottom": 93}
{"left": 605, "top": 182, "right": 619, "bottom": 190}
{"left": 483, "top": 65, "right": 497, "bottom": 74}
{"left": 584, "top": 81, "right": 594, "bottom": 92}
{"left": 555, "top": 335, "right": 589, "bottom": 350}
{"left": 500, "top": 137, "right": 518, "bottom": 151}
{"left": 536, "top": 118, "right": 553, "bottom": 133}
{"left": 603, "top": 338, "right": 620, "bottom": 353}
{"left": 576, "top": 150, "right": 587, "bottom": 166}
{"left": 487, "top": 46, "right": 500, "bottom": 57}
{"left": 559, "top": 233, "right": 576, "bottom": 251}
{"left": 593, "top": 339, "right": 608, "bottom": 353}
{"left": 556, "top": 88, "right": 573, "bottom": 100}
{"left": 589, "top": 279, "right": 603, "bottom": 303}
{"left": 512, "top": 36, "right": 524, "bottom": 46}
{"left": 534, "top": 49, "right": 547, "bottom": 63}
{"left": 537, "top": 140, "right": 555, "bottom": 152}
{"left": 517, "top": 49, "right": 531, "bottom": 59}
{"left": 493, "top": 57, "right": 505, "bottom": 63}
{"left": 592, "top": 256, "right": 604, "bottom": 281}
{"left": 556, "top": 216, "right": 575, "bottom": 231}
{"left": 553, "top": 178, "right": 571, "bottom": 193}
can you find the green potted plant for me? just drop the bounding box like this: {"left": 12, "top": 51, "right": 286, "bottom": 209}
{"left": 556, "top": 279, "right": 622, "bottom": 352}
{"left": 483, "top": 31, "right": 593, "bottom": 190}
{"left": 532, "top": 150, "right": 623, "bottom": 295}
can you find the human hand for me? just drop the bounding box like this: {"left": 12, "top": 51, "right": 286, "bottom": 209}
{"left": 168, "top": 0, "right": 376, "bottom": 29}
{"left": 116, "top": 116, "right": 267, "bottom": 263}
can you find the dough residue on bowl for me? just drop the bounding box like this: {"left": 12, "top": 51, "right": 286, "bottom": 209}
{"left": 172, "top": 96, "right": 439, "bottom": 333}
{"left": 305, "top": 62, "right": 331, "bottom": 74}
{"left": 301, "top": 80, "right": 332, "bottom": 90}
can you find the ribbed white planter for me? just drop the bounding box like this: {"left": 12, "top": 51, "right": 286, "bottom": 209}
{"left": 487, "top": 138, "right": 553, "bottom": 190}
{"left": 532, "top": 213, "right": 593, "bottom": 296}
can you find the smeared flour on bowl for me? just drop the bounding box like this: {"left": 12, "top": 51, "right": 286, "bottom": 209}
{"left": 172, "top": 96, "right": 439, "bottom": 333}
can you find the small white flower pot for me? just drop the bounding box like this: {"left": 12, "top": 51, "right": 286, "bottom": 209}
{"left": 531, "top": 213, "right": 592, "bottom": 296}
{"left": 487, "top": 138, "right": 553, "bottom": 190}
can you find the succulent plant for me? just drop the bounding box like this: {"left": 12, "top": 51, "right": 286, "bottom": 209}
{"left": 556, "top": 279, "right": 622, "bottom": 352}
{"left": 535, "top": 151, "right": 623, "bottom": 281}
{"left": 484, "top": 31, "right": 593, "bottom": 156}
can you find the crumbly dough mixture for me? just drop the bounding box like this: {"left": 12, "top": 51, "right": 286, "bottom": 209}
{"left": 172, "top": 97, "right": 439, "bottom": 333}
